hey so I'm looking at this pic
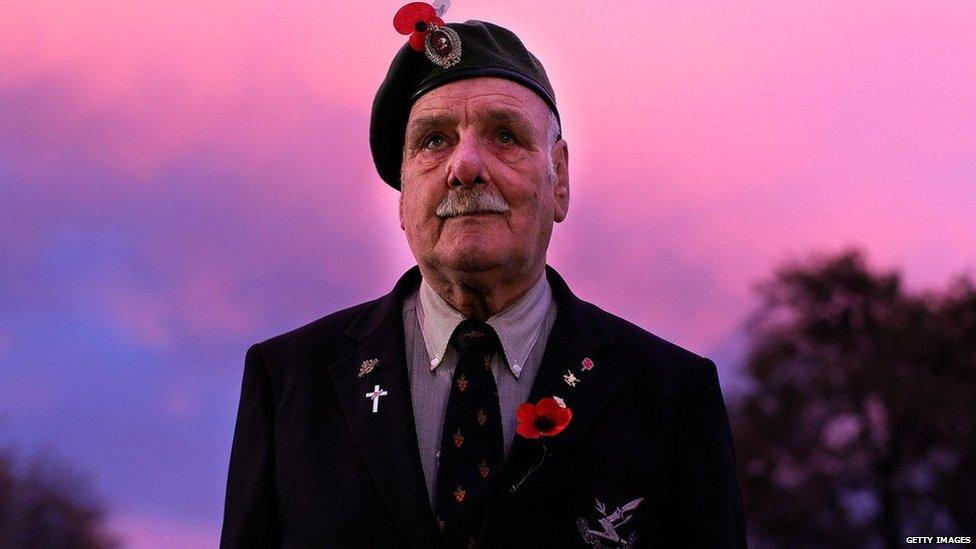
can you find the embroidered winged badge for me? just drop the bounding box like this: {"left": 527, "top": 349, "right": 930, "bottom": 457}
{"left": 577, "top": 497, "right": 644, "bottom": 548}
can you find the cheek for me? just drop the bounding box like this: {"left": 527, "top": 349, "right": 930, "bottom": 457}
{"left": 401, "top": 189, "right": 442, "bottom": 239}
{"left": 400, "top": 191, "right": 422, "bottom": 227}
{"left": 510, "top": 181, "right": 550, "bottom": 225}
{"left": 497, "top": 148, "right": 531, "bottom": 167}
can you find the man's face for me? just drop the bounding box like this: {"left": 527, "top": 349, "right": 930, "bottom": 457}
{"left": 399, "top": 77, "right": 569, "bottom": 278}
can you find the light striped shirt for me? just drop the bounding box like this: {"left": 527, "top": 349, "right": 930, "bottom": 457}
{"left": 402, "top": 272, "right": 558, "bottom": 507}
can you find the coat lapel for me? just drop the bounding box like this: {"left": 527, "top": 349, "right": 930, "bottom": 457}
{"left": 476, "top": 265, "right": 629, "bottom": 547}
{"left": 326, "top": 267, "right": 440, "bottom": 549}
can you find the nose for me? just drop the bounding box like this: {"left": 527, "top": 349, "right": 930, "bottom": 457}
{"left": 447, "top": 132, "right": 488, "bottom": 189}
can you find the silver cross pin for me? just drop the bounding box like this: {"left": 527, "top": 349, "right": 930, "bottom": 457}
{"left": 365, "top": 384, "right": 388, "bottom": 414}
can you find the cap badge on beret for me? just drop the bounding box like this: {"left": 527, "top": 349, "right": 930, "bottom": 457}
{"left": 393, "top": 1, "right": 462, "bottom": 69}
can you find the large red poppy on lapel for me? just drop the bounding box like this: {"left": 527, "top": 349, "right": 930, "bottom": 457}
{"left": 516, "top": 396, "right": 572, "bottom": 439}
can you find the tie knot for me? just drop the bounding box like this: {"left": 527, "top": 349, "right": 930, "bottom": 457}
{"left": 450, "top": 319, "right": 500, "bottom": 354}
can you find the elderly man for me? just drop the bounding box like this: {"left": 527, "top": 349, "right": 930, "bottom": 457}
{"left": 221, "top": 12, "right": 746, "bottom": 549}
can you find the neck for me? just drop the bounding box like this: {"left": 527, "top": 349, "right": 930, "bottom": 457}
{"left": 420, "top": 262, "right": 545, "bottom": 320}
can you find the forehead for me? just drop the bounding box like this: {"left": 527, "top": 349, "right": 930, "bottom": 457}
{"left": 407, "top": 77, "right": 550, "bottom": 125}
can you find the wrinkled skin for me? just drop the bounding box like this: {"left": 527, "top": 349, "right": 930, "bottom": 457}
{"left": 399, "top": 77, "right": 570, "bottom": 318}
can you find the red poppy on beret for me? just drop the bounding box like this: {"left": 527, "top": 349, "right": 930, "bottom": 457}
{"left": 394, "top": 2, "right": 445, "bottom": 52}
{"left": 516, "top": 396, "right": 572, "bottom": 439}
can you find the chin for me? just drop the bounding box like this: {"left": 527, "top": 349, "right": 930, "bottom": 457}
{"left": 436, "top": 242, "right": 506, "bottom": 272}
{"left": 445, "top": 252, "right": 500, "bottom": 273}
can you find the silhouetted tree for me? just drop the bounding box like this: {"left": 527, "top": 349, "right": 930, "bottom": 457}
{"left": 0, "top": 446, "right": 118, "bottom": 548}
{"left": 732, "top": 249, "right": 976, "bottom": 548}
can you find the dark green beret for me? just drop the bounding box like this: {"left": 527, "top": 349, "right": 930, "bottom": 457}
{"left": 370, "top": 19, "right": 560, "bottom": 190}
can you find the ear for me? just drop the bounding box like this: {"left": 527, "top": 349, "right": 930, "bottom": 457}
{"left": 398, "top": 191, "right": 406, "bottom": 231}
{"left": 551, "top": 139, "right": 570, "bottom": 222}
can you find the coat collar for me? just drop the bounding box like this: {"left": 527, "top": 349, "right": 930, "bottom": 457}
{"left": 329, "top": 265, "right": 625, "bottom": 548}
{"left": 418, "top": 271, "right": 554, "bottom": 378}
{"left": 340, "top": 264, "right": 614, "bottom": 355}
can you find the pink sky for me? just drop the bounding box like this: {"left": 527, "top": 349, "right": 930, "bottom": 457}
{"left": 2, "top": 1, "right": 974, "bottom": 545}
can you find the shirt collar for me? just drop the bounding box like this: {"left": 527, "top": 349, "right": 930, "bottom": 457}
{"left": 417, "top": 273, "right": 553, "bottom": 379}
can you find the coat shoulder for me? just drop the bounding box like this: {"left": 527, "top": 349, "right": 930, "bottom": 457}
{"left": 579, "top": 299, "right": 715, "bottom": 380}
{"left": 250, "top": 296, "right": 385, "bottom": 366}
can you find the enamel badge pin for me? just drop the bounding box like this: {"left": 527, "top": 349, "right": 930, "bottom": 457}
{"left": 358, "top": 358, "right": 379, "bottom": 377}
{"left": 563, "top": 370, "right": 580, "bottom": 387}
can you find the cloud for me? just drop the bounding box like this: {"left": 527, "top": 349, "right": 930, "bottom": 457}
{"left": 1, "top": 56, "right": 407, "bottom": 351}
{"left": 0, "top": 372, "right": 55, "bottom": 415}
{"left": 110, "top": 513, "right": 216, "bottom": 549}
{"left": 0, "top": 330, "right": 12, "bottom": 358}
{"left": 2, "top": 0, "right": 974, "bottom": 542}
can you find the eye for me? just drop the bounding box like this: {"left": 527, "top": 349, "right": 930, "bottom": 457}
{"left": 495, "top": 129, "right": 517, "bottom": 145}
{"left": 422, "top": 134, "right": 449, "bottom": 151}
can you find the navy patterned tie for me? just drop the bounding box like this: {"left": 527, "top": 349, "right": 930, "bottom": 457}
{"left": 435, "top": 318, "right": 504, "bottom": 545}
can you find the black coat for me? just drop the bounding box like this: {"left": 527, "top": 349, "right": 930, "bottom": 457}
{"left": 221, "top": 266, "right": 747, "bottom": 548}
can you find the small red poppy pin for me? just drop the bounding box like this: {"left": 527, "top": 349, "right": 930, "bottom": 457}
{"left": 516, "top": 396, "right": 573, "bottom": 439}
{"left": 393, "top": 1, "right": 461, "bottom": 68}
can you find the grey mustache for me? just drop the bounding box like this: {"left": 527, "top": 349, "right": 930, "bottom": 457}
{"left": 435, "top": 187, "right": 511, "bottom": 218}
